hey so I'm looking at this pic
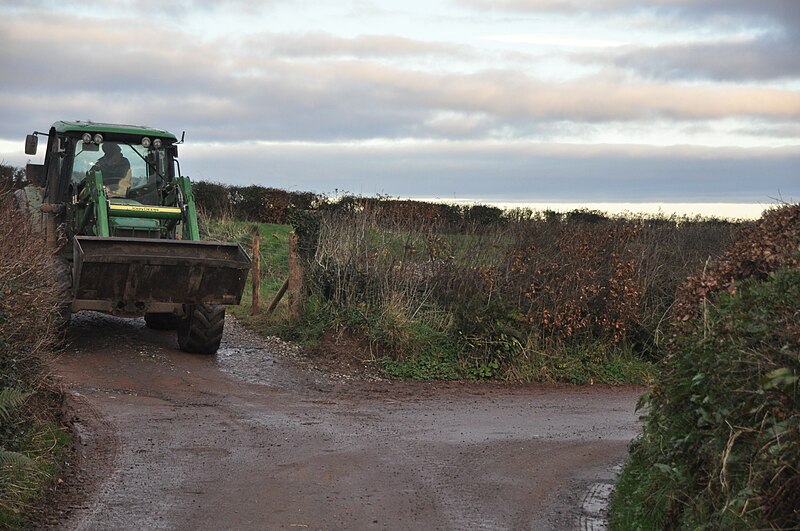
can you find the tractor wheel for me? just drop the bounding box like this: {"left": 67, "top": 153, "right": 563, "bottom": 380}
{"left": 176, "top": 304, "right": 225, "bottom": 355}
{"left": 52, "top": 256, "right": 72, "bottom": 333}
{"left": 144, "top": 312, "right": 178, "bottom": 330}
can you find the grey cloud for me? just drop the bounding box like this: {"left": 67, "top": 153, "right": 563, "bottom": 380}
{"left": 455, "top": 0, "right": 800, "bottom": 21}
{"left": 735, "top": 123, "right": 800, "bottom": 139}
{"left": 460, "top": 0, "right": 800, "bottom": 82}
{"left": 3, "top": 12, "right": 799, "bottom": 145}
{"left": 472, "top": 0, "right": 800, "bottom": 81}
{"left": 604, "top": 38, "right": 800, "bottom": 82}
{"left": 247, "top": 32, "right": 472, "bottom": 60}
{"left": 649, "top": 1, "right": 800, "bottom": 30}
{"left": 177, "top": 142, "right": 800, "bottom": 203}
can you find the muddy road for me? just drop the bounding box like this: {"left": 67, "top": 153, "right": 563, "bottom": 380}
{"left": 47, "top": 313, "right": 643, "bottom": 530}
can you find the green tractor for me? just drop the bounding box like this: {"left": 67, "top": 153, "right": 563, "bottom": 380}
{"left": 18, "top": 121, "right": 251, "bottom": 354}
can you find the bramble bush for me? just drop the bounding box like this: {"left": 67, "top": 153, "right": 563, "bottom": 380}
{"left": 288, "top": 202, "right": 736, "bottom": 382}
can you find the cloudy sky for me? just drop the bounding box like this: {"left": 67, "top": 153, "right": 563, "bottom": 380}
{"left": 1, "top": 0, "right": 798, "bottom": 213}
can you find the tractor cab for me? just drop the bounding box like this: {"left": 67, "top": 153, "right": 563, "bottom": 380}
{"left": 27, "top": 122, "right": 184, "bottom": 240}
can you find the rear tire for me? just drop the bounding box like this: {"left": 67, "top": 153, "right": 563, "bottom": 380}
{"left": 144, "top": 312, "right": 178, "bottom": 330}
{"left": 176, "top": 304, "right": 225, "bottom": 355}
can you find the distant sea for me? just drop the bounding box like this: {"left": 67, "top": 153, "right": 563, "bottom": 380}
{"left": 412, "top": 199, "right": 777, "bottom": 221}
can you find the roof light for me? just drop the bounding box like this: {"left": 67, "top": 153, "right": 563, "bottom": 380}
{"left": 82, "top": 133, "right": 92, "bottom": 143}
{"left": 141, "top": 137, "right": 151, "bottom": 148}
{"left": 93, "top": 134, "right": 104, "bottom": 144}
{"left": 153, "top": 138, "right": 162, "bottom": 149}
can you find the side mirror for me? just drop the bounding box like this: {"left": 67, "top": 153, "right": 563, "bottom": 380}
{"left": 25, "top": 134, "right": 38, "bottom": 155}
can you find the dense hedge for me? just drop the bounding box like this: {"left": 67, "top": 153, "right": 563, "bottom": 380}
{"left": 0, "top": 190, "right": 59, "bottom": 390}
{"left": 192, "top": 180, "right": 505, "bottom": 229}
{"left": 0, "top": 186, "right": 65, "bottom": 528}
{"left": 612, "top": 268, "right": 800, "bottom": 529}
{"left": 283, "top": 203, "right": 737, "bottom": 382}
{"left": 674, "top": 205, "right": 800, "bottom": 320}
{"left": 611, "top": 204, "right": 800, "bottom": 529}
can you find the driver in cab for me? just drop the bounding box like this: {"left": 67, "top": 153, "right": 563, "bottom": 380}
{"left": 92, "top": 142, "right": 131, "bottom": 197}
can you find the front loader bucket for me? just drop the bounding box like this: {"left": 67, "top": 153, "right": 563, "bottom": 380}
{"left": 72, "top": 236, "right": 251, "bottom": 313}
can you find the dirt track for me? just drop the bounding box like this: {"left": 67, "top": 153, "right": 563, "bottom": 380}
{"left": 45, "top": 313, "right": 643, "bottom": 530}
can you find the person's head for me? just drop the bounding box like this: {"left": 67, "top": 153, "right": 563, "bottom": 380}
{"left": 102, "top": 142, "right": 122, "bottom": 158}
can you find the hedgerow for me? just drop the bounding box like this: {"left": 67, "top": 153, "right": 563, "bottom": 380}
{"left": 192, "top": 180, "right": 505, "bottom": 228}
{"left": 611, "top": 268, "right": 799, "bottom": 529}
{"left": 0, "top": 185, "right": 68, "bottom": 529}
{"left": 611, "top": 204, "right": 800, "bottom": 529}
{"left": 284, "top": 203, "right": 736, "bottom": 382}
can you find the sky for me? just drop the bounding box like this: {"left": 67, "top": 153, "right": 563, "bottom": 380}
{"left": 1, "top": 0, "right": 798, "bottom": 216}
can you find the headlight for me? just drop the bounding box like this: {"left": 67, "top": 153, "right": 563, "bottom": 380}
{"left": 93, "top": 134, "right": 104, "bottom": 144}
{"left": 153, "top": 138, "right": 162, "bottom": 149}
{"left": 82, "top": 133, "right": 92, "bottom": 143}
{"left": 141, "top": 137, "right": 151, "bottom": 148}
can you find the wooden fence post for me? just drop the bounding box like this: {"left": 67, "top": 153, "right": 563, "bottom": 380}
{"left": 287, "top": 231, "right": 305, "bottom": 319}
{"left": 266, "top": 278, "right": 289, "bottom": 316}
{"left": 251, "top": 230, "right": 261, "bottom": 315}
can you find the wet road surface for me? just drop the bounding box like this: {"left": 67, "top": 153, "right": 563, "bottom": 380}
{"left": 49, "top": 313, "right": 643, "bottom": 530}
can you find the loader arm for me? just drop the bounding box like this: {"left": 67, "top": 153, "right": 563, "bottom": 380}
{"left": 71, "top": 173, "right": 250, "bottom": 316}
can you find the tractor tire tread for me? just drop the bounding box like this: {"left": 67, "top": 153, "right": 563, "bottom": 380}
{"left": 177, "top": 304, "right": 225, "bottom": 355}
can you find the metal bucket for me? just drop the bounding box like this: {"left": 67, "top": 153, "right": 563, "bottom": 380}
{"left": 72, "top": 236, "right": 251, "bottom": 312}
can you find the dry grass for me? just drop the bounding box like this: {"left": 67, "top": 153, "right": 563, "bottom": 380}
{"left": 292, "top": 205, "right": 736, "bottom": 381}
{"left": 0, "top": 186, "right": 68, "bottom": 528}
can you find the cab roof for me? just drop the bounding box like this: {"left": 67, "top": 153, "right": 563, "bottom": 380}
{"left": 52, "top": 121, "right": 178, "bottom": 141}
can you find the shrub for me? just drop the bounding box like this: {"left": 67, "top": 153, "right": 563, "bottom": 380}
{"left": 193, "top": 181, "right": 325, "bottom": 224}
{"left": 0, "top": 190, "right": 66, "bottom": 527}
{"left": 284, "top": 205, "right": 735, "bottom": 382}
{"left": 674, "top": 204, "right": 800, "bottom": 321}
{"left": 193, "top": 180, "right": 540, "bottom": 230}
{"left": 0, "top": 195, "right": 60, "bottom": 389}
{"left": 611, "top": 203, "right": 800, "bottom": 529}
{"left": 612, "top": 268, "right": 800, "bottom": 529}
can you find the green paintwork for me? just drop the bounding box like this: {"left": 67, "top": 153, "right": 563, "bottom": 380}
{"left": 52, "top": 120, "right": 177, "bottom": 141}
{"left": 111, "top": 216, "right": 161, "bottom": 230}
{"left": 29, "top": 119, "right": 250, "bottom": 324}
{"left": 93, "top": 171, "right": 110, "bottom": 237}
{"left": 177, "top": 176, "right": 200, "bottom": 240}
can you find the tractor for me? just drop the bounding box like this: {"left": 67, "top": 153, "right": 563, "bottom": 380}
{"left": 17, "top": 121, "right": 251, "bottom": 354}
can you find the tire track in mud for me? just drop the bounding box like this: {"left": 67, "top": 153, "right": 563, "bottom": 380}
{"left": 47, "top": 313, "right": 642, "bottom": 530}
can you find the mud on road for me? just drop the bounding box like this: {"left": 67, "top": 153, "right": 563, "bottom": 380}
{"left": 44, "top": 313, "right": 643, "bottom": 530}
